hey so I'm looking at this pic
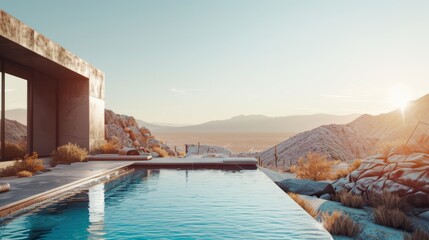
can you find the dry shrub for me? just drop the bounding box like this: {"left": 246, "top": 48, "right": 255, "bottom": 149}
{"left": 17, "top": 170, "right": 33, "bottom": 178}
{"left": 287, "top": 193, "right": 318, "bottom": 218}
{"left": 336, "top": 190, "right": 365, "bottom": 208}
{"left": 321, "top": 211, "right": 360, "bottom": 237}
{"left": 405, "top": 228, "right": 429, "bottom": 240}
{"left": 367, "top": 190, "right": 409, "bottom": 212}
{"left": 92, "top": 140, "right": 120, "bottom": 154}
{"left": 4, "top": 142, "right": 27, "bottom": 160}
{"left": 333, "top": 159, "right": 362, "bottom": 179}
{"left": 52, "top": 143, "right": 88, "bottom": 165}
{"left": 291, "top": 152, "right": 334, "bottom": 181}
{"left": 373, "top": 207, "right": 413, "bottom": 231}
{"left": 0, "top": 152, "right": 44, "bottom": 177}
{"left": 176, "top": 151, "right": 186, "bottom": 158}
{"left": 152, "top": 146, "right": 169, "bottom": 157}
{"left": 333, "top": 168, "right": 352, "bottom": 179}
{"left": 376, "top": 139, "right": 405, "bottom": 159}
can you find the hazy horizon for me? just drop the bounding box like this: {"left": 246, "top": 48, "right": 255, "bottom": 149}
{"left": 2, "top": 1, "right": 429, "bottom": 124}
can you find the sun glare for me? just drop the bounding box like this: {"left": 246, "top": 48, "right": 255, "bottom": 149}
{"left": 389, "top": 85, "right": 411, "bottom": 112}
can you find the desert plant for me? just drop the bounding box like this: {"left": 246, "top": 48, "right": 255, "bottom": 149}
{"left": 176, "top": 151, "right": 186, "bottom": 158}
{"left": 373, "top": 207, "right": 413, "bottom": 231}
{"left": 288, "top": 193, "right": 318, "bottom": 218}
{"left": 0, "top": 152, "right": 44, "bottom": 177}
{"left": 291, "top": 152, "right": 334, "bottom": 181}
{"left": 367, "top": 190, "right": 409, "bottom": 212}
{"left": 321, "top": 211, "right": 361, "bottom": 237}
{"left": 405, "top": 228, "right": 429, "bottom": 240}
{"left": 336, "top": 190, "right": 365, "bottom": 208}
{"left": 152, "top": 146, "right": 169, "bottom": 158}
{"left": 17, "top": 170, "right": 33, "bottom": 178}
{"left": 91, "top": 140, "right": 121, "bottom": 154}
{"left": 333, "top": 159, "right": 362, "bottom": 179}
{"left": 4, "top": 142, "right": 27, "bottom": 160}
{"left": 52, "top": 143, "right": 88, "bottom": 165}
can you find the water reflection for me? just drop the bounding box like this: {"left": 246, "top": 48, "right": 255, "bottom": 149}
{"left": 88, "top": 183, "right": 106, "bottom": 239}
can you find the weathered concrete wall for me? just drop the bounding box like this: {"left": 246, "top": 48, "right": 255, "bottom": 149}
{"left": 32, "top": 72, "right": 57, "bottom": 156}
{"left": 57, "top": 77, "right": 90, "bottom": 149}
{"left": 0, "top": 10, "right": 105, "bottom": 96}
{"left": 90, "top": 97, "right": 105, "bottom": 149}
{"left": 0, "top": 9, "right": 105, "bottom": 151}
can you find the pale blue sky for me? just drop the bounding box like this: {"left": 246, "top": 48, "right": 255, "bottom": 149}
{"left": 2, "top": 1, "right": 429, "bottom": 124}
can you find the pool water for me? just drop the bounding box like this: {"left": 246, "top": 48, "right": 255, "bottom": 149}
{"left": 0, "top": 169, "right": 331, "bottom": 239}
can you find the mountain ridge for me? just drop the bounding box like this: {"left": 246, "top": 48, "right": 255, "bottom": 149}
{"left": 256, "top": 94, "right": 429, "bottom": 168}
{"left": 140, "top": 113, "right": 361, "bottom": 134}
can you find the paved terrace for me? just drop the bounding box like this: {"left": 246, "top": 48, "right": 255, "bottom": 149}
{"left": 0, "top": 157, "right": 257, "bottom": 217}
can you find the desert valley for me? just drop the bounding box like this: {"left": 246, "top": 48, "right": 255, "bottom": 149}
{"left": 1, "top": 2, "right": 429, "bottom": 239}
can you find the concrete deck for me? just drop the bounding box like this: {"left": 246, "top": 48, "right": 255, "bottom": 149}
{"left": 0, "top": 157, "right": 258, "bottom": 217}
{"left": 0, "top": 161, "right": 134, "bottom": 216}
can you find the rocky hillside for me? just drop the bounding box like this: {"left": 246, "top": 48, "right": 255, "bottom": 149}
{"left": 257, "top": 124, "right": 376, "bottom": 168}
{"left": 5, "top": 118, "right": 27, "bottom": 144}
{"left": 257, "top": 94, "right": 429, "bottom": 168}
{"left": 349, "top": 94, "right": 429, "bottom": 142}
{"left": 104, "top": 109, "right": 177, "bottom": 157}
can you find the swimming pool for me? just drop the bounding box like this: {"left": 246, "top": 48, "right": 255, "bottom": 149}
{"left": 0, "top": 168, "right": 331, "bottom": 239}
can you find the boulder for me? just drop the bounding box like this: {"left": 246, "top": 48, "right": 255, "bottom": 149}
{"left": 166, "top": 149, "right": 176, "bottom": 157}
{"left": 276, "top": 179, "right": 335, "bottom": 197}
{"left": 343, "top": 149, "right": 429, "bottom": 207}
{"left": 105, "top": 124, "right": 133, "bottom": 148}
{"left": 139, "top": 127, "right": 151, "bottom": 136}
{"left": 148, "top": 138, "right": 161, "bottom": 148}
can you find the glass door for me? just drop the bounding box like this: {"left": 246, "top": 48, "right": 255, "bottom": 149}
{"left": 1, "top": 61, "right": 30, "bottom": 161}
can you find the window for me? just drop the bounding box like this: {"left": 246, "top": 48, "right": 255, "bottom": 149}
{"left": 1, "top": 60, "right": 30, "bottom": 161}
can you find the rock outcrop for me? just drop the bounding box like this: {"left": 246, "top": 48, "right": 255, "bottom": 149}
{"left": 276, "top": 179, "right": 335, "bottom": 198}
{"left": 104, "top": 109, "right": 176, "bottom": 157}
{"left": 339, "top": 144, "right": 429, "bottom": 207}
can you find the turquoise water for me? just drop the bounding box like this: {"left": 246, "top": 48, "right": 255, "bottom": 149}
{"left": 0, "top": 169, "right": 331, "bottom": 239}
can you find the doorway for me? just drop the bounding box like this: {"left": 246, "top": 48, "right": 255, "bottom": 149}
{"left": 1, "top": 60, "right": 30, "bottom": 161}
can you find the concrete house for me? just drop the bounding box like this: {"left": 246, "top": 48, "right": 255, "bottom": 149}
{"left": 0, "top": 10, "right": 105, "bottom": 160}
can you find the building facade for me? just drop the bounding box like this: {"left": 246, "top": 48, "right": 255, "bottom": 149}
{"left": 0, "top": 10, "right": 105, "bottom": 160}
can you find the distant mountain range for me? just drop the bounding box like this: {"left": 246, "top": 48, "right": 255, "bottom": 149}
{"left": 138, "top": 113, "right": 361, "bottom": 134}
{"left": 257, "top": 94, "right": 429, "bottom": 167}
{"left": 1, "top": 109, "right": 27, "bottom": 125}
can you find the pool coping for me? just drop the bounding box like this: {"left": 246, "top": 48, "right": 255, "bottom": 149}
{"left": 0, "top": 158, "right": 258, "bottom": 218}
{"left": 0, "top": 162, "right": 134, "bottom": 218}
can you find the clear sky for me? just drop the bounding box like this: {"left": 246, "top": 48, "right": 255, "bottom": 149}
{"left": 2, "top": 1, "right": 429, "bottom": 124}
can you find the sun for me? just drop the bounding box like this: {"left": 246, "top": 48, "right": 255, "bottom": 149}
{"left": 389, "top": 85, "right": 411, "bottom": 112}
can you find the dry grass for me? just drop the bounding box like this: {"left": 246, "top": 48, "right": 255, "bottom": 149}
{"left": 4, "top": 142, "right": 27, "bottom": 160}
{"left": 52, "top": 143, "right": 88, "bottom": 165}
{"left": 367, "top": 190, "right": 409, "bottom": 212}
{"left": 373, "top": 207, "right": 413, "bottom": 231}
{"left": 288, "top": 193, "right": 318, "bottom": 218}
{"left": 333, "top": 159, "right": 362, "bottom": 179}
{"left": 17, "top": 170, "right": 33, "bottom": 178}
{"left": 335, "top": 190, "right": 365, "bottom": 208}
{"left": 405, "top": 228, "right": 429, "bottom": 240}
{"left": 321, "top": 211, "right": 361, "bottom": 237}
{"left": 152, "top": 146, "right": 169, "bottom": 157}
{"left": 0, "top": 152, "right": 45, "bottom": 178}
{"left": 290, "top": 152, "right": 334, "bottom": 181}
{"left": 176, "top": 151, "right": 186, "bottom": 158}
{"left": 91, "top": 140, "right": 121, "bottom": 154}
